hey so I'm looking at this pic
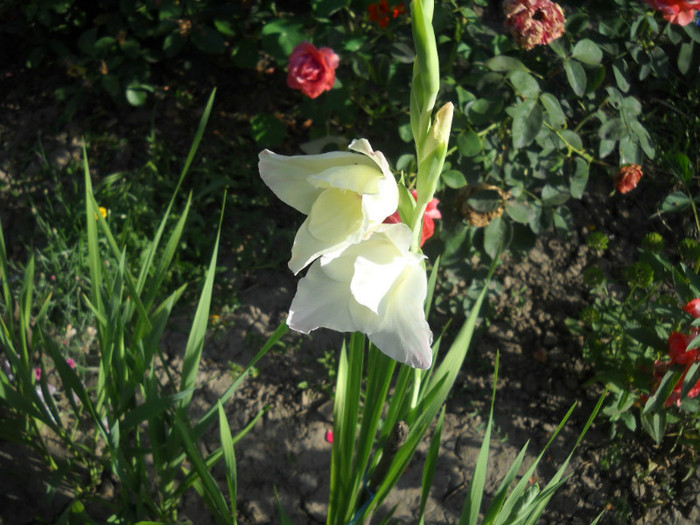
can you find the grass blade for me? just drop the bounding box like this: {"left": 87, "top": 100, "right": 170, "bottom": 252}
{"left": 178, "top": 200, "right": 225, "bottom": 409}
{"left": 218, "top": 401, "right": 238, "bottom": 523}
{"left": 461, "top": 352, "right": 499, "bottom": 525}
{"left": 275, "top": 486, "right": 297, "bottom": 525}
{"left": 418, "top": 405, "right": 445, "bottom": 521}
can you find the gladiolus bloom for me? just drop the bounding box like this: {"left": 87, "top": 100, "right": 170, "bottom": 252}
{"left": 503, "top": 0, "right": 566, "bottom": 50}
{"left": 287, "top": 42, "right": 339, "bottom": 99}
{"left": 614, "top": 164, "right": 643, "bottom": 194}
{"left": 684, "top": 299, "right": 700, "bottom": 318}
{"left": 287, "top": 223, "right": 433, "bottom": 369}
{"left": 644, "top": 0, "right": 700, "bottom": 26}
{"left": 259, "top": 139, "right": 399, "bottom": 274}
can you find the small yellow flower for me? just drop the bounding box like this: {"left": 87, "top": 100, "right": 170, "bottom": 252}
{"left": 94, "top": 206, "right": 108, "bottom": 220}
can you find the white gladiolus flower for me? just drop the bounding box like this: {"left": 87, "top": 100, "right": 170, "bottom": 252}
{"left": 287, "top": 223, "right": 433, "bottom": 369}
{"left": 258, "top": 139, "right": 399, "bottom": 274}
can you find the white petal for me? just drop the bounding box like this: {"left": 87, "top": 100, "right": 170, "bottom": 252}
{"left": 349, "top": 139, "right": 392, "bottom": 177}
{"left": 289, "top": 220, "right": 351, "bottom": 275}
{"left": 307, "top": 189, "right": 364, "bottom": 241}
{"left": 347, "top": 224, "right": 419, "bottom": 313}
{"left": 309, "top": 163, "right": 382, "bottom": 194}
{"left": 368, "top": 264, "right": 433, "bottom": 369}
{"left": 288, "top": 189, "right": 365, "bottom": 274}
{"left": 288, "top": 262, "right": 366, "bottom": 334}
{"left": 258, "top": 149, "right": 372, "bottom": 214}
{"left": 351, "top": 253, "right": 403, "bottom": 314}
{"left": 363, "top": 174, "right": 399, "bottom": 224}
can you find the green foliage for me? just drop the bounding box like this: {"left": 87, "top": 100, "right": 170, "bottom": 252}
{"left": 0, "top": 94, "right": 282, "bottom": 523}
{"left": 570, "top": 175, "right": 700, "bottom": 445}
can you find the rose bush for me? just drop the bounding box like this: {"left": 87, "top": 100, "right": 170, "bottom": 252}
{"left": 286, "top": 42, "right": 339, "bottom": 99}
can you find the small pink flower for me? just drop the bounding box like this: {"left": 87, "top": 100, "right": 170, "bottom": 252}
{"left": 384, "top": 190, "right": 441, "bottom": 247}
{"left": 67, "top": 358, "right": 76, "bottom": 369}
{"left": 503, "top": 0, "right": 566, "bottom": 50}
{"left": 683, "top": 299, "right": 700, "bottom": 318}
{"left": 34, "top": 367, "right": 42, "bottom": 381}
{"left": 644, "top": 0, "right": 700, "bottom": 26}
{"left": 420, "top": 191, "right": 442, "bottom": 246}
{"left": 287, "top": 42, "right": 339, "bottom": 99}
{"left": 614, "top": 164, "right": 643, "bottom": 194}
{"left": 325, "top": 429, "right": 334, "bottom": 443}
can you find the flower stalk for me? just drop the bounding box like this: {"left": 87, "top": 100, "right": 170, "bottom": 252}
{"left": 409, "top": 0, "right": 453, "bottom": 251}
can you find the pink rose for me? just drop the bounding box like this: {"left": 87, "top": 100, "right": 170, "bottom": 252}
{"left": 684, "top": 299, "right": 700, "bottom": 318}
{"left": 384, "top": 190, "right": 441, "bottom": 247}
{"left": 644, "top": 0, "right": 700, "bottom": 26}
{"left": 503, "top": 0, "right": 566, "bottom": 50}
{"left": 614, "top": 164, "right": 643, "bottom": 194}
{"left": 287, "top": 42, "right": 339, "bottom": 99}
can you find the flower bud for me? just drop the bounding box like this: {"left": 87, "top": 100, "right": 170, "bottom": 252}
{"left": 614, "top": 164, "right": 643, "bottom": 194}
{"left": 411, "top": 0, "right": 440, "bottom": 115}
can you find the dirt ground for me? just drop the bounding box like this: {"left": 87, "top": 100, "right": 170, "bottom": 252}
{"left": 1, "top": 67, "right": 700, "bottom": 525}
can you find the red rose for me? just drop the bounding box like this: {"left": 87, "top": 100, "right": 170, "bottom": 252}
{"left": 503, "top": 0, "right": 566, "bottom": 50}
{"left": 614, "top": 164, "right": 643, "bottom": 194}
{"left": 644, "top": 0, "right": 700, "bottom": 26}
{"left": 287, "top": 42, "right": 339, "bottom": 99}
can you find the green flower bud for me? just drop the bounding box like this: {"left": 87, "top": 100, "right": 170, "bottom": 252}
{"left": 624, "top": 261, "right": 654, "bottom": 289}
{"left": 580, "top": 306, "right": 601, "bottom": 326}
{"left": 411, "top": 0, "right": 439, "bottom": 116}
{"left": 642, "top": 232, "right": 665, "bottom": 253}
{"left": 587, "top": 231, "right": 609, "bottom": 252}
